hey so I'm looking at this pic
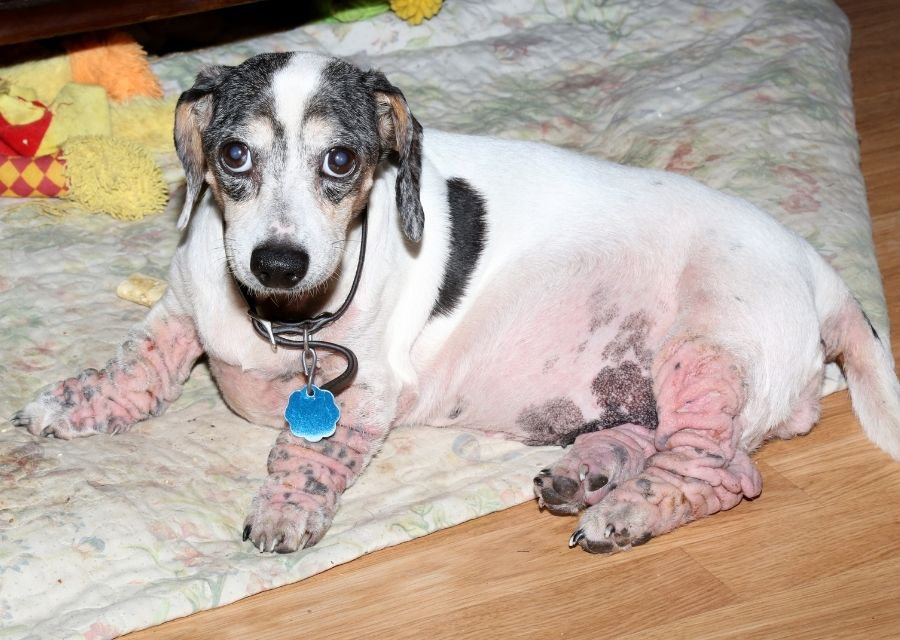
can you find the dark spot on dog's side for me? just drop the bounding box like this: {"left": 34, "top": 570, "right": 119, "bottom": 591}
{"left": 591, "top": 361, "right": 658, "bottom": 429}
{"left": 517, "top": 397, "right": 585, "bottom": 446}
{"left": 430, "top": 177, "right": 488, "bottom": 318}
{"left": 447, "top": 405, "right": 463, "bottom": 420}
{"left": 590, "top": 306, "right": 619, "bottom": 333}
{"left": 674, "top": 362, "right": 681, "bottom": 370}
{"left": 577, "top": 341, "right": 588, "bottom": 354}
{"left": 557, "top": 419, "right": 602, "bottom": 446}
{"left": 589, "top": 287, "right": 620, "bottom": 333}
{"left": 602, "top": 312, "right": 654, "bottom": 369}
{"left": 542, "top": 356, "right": 559, "bottom": 374}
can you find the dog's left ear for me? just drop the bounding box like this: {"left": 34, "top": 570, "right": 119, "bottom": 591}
{"left": 368, "top": 72, "right": 424, "bottom": 242}
{"left": 173, "top": 65, "right": 232, "bottom": 230}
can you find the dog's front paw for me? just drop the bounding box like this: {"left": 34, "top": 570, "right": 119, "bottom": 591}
{"left": 14, "top": 371, "right": 140, "bottom": 439}
{"left": 242, "top": 491, "right": 334, "bottom": 554}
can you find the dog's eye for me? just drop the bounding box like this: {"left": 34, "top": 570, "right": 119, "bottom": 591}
{"left": 322, "top": 147, "right": 357, "bottom": 178}
{"left": 220, "top": 141, "right": 252, "bottom": 174}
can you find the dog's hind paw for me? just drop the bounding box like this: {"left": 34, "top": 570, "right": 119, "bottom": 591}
{"left": 569, "top": 494, "right": 656, "bottom": 554}
{"left": 534, "top": 423, "right": 656, "bottom": 515}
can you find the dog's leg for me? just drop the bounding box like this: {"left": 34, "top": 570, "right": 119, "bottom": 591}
{"left": 570, "top": 339, "right": 763, "bottom": 553}
{"left": 243, "top": 385, "right": 388, "bottom": 553}
{"left": 13, "top": 303, "right": 202, "bottom": 439}
{"left": 534, "top": 423, "right": 656, "bottom": 515}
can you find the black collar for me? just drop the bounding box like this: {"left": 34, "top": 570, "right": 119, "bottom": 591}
{"left": 236, "top": 209, "right": 368, "bottom": 394}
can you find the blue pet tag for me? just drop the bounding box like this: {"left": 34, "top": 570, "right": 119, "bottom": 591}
{"left": 284, "top": 385, "right": 340, "bottom": 442}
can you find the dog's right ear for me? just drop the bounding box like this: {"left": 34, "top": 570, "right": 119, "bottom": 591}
{"left": 367, "top": 71, "right": 424, "bottom": 243}
{"left": 174, "top": 65, "right": 231, "bottom": 230}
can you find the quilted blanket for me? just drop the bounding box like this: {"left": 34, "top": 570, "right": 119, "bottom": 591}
{"left": 0, "top": 1, "right": 883, "bottom": 638}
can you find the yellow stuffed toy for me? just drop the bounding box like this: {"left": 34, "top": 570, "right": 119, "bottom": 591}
{"left": 0, "top": 32, "right": 173, "bottom": 220}
{"left": 390, "top": 0, "right": 443, "bottom": 24}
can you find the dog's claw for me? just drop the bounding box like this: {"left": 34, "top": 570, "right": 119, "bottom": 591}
{"left": 533, "top": 467, "right": 552, "bottom": 488}
{"left": 11, "top": 411, "right": 30, "bottom": 428}
{"left": 569, "top": 529, "right": 585, "bottom": 548}
{"left": 242, "top": 524, "right": 251, "bottom": 541}
{"left": 579, "top": 463, "right": 588, "bottom": 482}
{"left": 604, "top": 523, "right": 615, "bottom": 538}
{"left": 299, "top": 533, "right": 311, "bottom": 550}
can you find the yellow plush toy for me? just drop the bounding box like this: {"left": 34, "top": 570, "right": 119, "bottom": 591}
{"left": 390, "top": 0, "right": 443, "bottom": 24}
{"left": 0, "top": 32, "right": 173, "bottom": 219}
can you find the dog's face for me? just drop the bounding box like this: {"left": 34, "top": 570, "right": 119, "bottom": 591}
{"left": 174, "top": 52, "right": 423, "bottom": 296}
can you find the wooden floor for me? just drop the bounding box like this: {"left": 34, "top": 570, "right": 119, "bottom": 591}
{"left": 126, "top": 1, "right": 900, "bottom": 638}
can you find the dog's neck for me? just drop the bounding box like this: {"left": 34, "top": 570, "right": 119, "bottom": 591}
{"left": 233, "top": 209, "right": 369, "bottom": 393}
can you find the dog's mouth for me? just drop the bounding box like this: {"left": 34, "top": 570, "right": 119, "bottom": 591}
{"left": 230, "top": 260, "right": 342, "bottom": 324}
{"left": 235, "top": 280, "right": 339, "bottom": 323}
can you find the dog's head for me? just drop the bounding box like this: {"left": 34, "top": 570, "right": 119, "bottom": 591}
{"left": 174, "top": 52, "right": 423, "bottom": 295}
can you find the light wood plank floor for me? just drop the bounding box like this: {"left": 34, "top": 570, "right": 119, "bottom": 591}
{"left": 127, "top": 1, "right": 900, "bottom": 637}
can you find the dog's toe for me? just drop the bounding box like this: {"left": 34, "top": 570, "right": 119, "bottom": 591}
{"left": 534, "top": 460, "right": 614, "bottom": 515}
{"left": 571, "top": 494, "right": 655, "bottom": 554}
{"left": 12, "top": 405, "right": 56, "bottom": 437}
{"left": 243, "top": 498, "right": 332, "bottom": 554}
{"left": 11, "top": 410, "right": 31, "bottom": 429}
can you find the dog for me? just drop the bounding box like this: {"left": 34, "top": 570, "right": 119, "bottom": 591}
{"left": 15, "top": 51, "right": 900, "bottom": 554}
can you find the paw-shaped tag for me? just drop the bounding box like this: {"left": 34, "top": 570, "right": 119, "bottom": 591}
{"left": 284, "top": 385, "right": 340, "bottom": 442}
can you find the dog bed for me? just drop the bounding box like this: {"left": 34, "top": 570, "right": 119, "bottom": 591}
{"left": 0, "top": 1, "right": 883, "bottom": 637}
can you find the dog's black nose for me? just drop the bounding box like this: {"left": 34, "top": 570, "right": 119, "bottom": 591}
{"left": 250, "top": 243, "right": 309, "bottom": 289}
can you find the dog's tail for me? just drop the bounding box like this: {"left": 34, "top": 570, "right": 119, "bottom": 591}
{"left": 820, "top": 274, "right": 900, "bottom": 460}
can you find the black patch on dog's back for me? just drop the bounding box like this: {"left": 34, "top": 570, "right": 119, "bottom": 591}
{"left": 430, "top": 178, "right": 488, "bottom": 318}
